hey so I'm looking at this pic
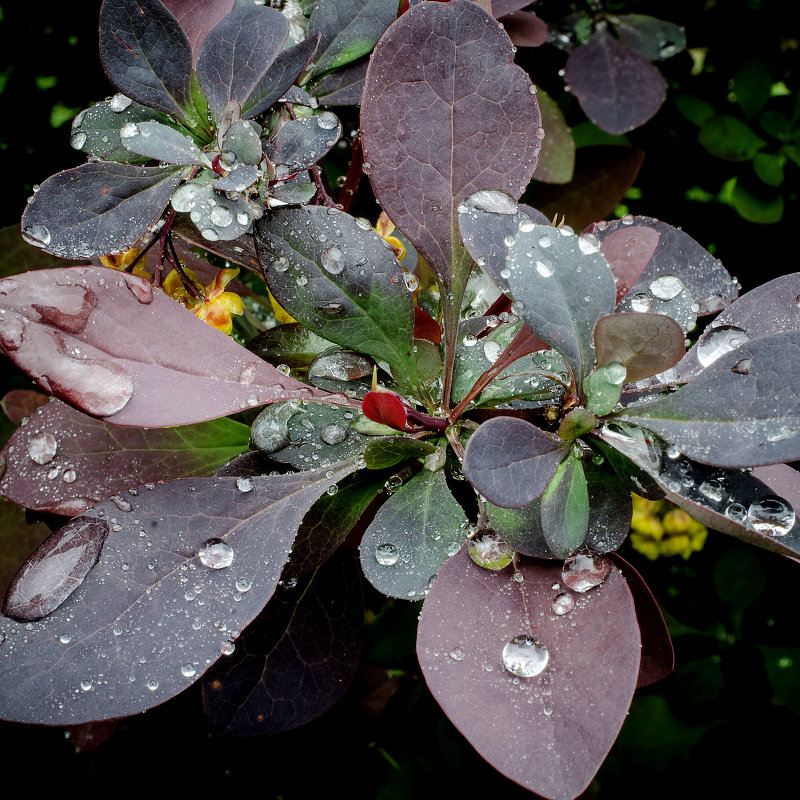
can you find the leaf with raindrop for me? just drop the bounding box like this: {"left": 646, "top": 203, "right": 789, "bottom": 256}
{"left": 363, "top": 436, "right": 438, "bottom": 470}
{"left": 359, "top": 467, "right": 467, "bottom": 600}
{"left": 119, "top": 120, "right": 210, "bottom": 166}
{"left": 0, "top": 266, "right": 352, "bottom": 427}
{"left": 21, "top": 163, "right": 183, "bottom": 259}
{"left": 202, "top": 550, "right": 364, "bottom": 735}
{"left": 0, "top": 458, "right": 360, "bottom": 724}
{"left": 417, "top": 550, "right": 640, "bottom": 800}
{"left": 255, "top": 205, "right": 424, "bottom": 397}
{"left": 609, "top": 14, "right": 686, "bottom": 61}
{"left": 539, "top": 450, "right": 589, "bottom": 558}
{"left": 594, "top": 224, "right": 660, "bottom": 304}
{"left": 0, "top": 399, "right": 250, "bottom": 516}
{"left": 308, "top": 58, "right": 368, "bottom": 106}
{"left": 266, "top": 113, "right": 343, "bottom": 176}
{"left": 462, "top": 417, "right": 568, "bottom": 509}
{"left": 583, "top": 460, "right": 633, "bottom": 553}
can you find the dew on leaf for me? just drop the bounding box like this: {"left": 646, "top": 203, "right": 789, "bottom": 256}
{"left": 536, "top": 260, "right": 553, "bottom": 277}
{"left": 236, "top": 476, "right": 253, "bottom": 493}
{"left": 747, "top": 496, "right": 795, "bottom": 536}
{"left": 145, "top": 678, "right": 159, "bottom": 691}
{"left": 320, "top": 423, "right": 347, "bottom": 445}
{"left": 649, "top": 274, "right": 685, "bottom": 301}
{"left": 467, "top": 530, "right": 513, "bottom": 570}
{"left": 696, "top": 325, "right": 750, "bottom": 368}
{"left": 449, "top": 646, "right": 465, "bottom": 661}
{"left": 561, "top": 554, "right": 611, "bottom": 593}
{"left": 551, "top": 592, "right": 575, "bottom": 615}
{"left": 320, "top": 246, "right": 345, "bottom": 274}
{"left": 375, "top": 543, "right": 399, "bottom": 566}
{"left": 181, "top": 663, "right": 196, "bottom": 678}
{"left": 731, "top": 358, "right": 752, "bottom": 375}
{"left": 502, "top": 635, "right": 550, "bottom": 678}
{"left": 220, "top": 641, "right": 235, "bottom": 656}
{"left": 27, "top": 432, "right": 58, "bottom": 465}
{"left": 460, "top": 189, "right": 517, "bottom": 216}
{"left": 629, "top": 291, "right": 652, "bottom": 312}
{"left": 699, "top": 479, "right": 724, "bottom": 503}
{"left": 198, "top": 538, "right": 234, "bottom": 570}
{"left": 22, "top": 224, "right": 51, "bottom": 248}
{"left": 725, "top": 502, "right": 748, "bottom": 524}
{"left": 109, "top": 93, "right": 132, "bottom": 112}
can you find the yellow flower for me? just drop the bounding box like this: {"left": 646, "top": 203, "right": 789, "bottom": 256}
{"left": 373, "top": 211, "right": 406, "bottom": 261}
{"left": 99, "top": 248, "right": 151, "bottom": 279}
{"left": 163, "top": 266, "right": 244, "bottom": 336}
{"left": 629, "top": 494, "right": 708, "bottom": 560}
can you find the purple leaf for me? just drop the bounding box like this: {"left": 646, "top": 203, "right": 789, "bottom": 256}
{"left": 626, "top": 331, "right": 800, "bottom": 468}
{"left": 161, "top": 0, "right": 235, "bottom": 64}
{"left": 195, "top": 5, "right": 289, "bottom": 123}
{"left": 0, "top": 459, "right": 360, "bottom": 724}
{"left": 594, "top": 312, "right": 685, "bottom": 382}
{"left": 532, "top": 89, "right": 575, "bottom": 184}
{"left": 490, "top": 0, "right": 530, "bottom": 16}
{"left": 609, "top": 553, "right": 674, "bottom": 687}
{"left": 172, "top": 217, "right": 259, "bottom": 271}
{"left": 20, "top": 163, "right": 182, "bottom": 259}
{"left": 99, "top": 0, "right": 193, "bottom": 119}
{"left": 0, "top": 266, "right": 356, "bottom": 427}
{"left": 594, "top": 225, "right": 660, "bottom": 303}
{"left": 417, "top": 550, "right": 640, "bottom": 800}
{"left": 564, "top": 26, "right": 666, "bottom": 135}
{"left": 309, "top": 58, "right": 367, "bottom": 106}
{"left": 361, "top": 0, "right": 541, "bottom": 349}
{"left": 589, "top": 216, "right": 738, "bottom": 316}
{"left": 3, "top": 517, "right": 108, "bottom": 622}
{"left": 500, "top": 11, "right": 548, "bottom": 48}
{"left": 463, "top": 417, "right": 567, "bottom": 509}
{"left": 202, "top": 550, "right": 363, "bottom": 735}
{"left": 0, "top": 399, "right": 250, "bottom": 516}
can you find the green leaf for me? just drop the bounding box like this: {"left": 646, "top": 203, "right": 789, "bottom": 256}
{"left": 673, "top": 93, "right": 715, "bottom": 126}
{"left": 731, "top": 177, "right": 784, "bottom": 223}
{"left": 540, "top": 451, "right": 589, "bottom": 558}
{"left": 585, "top": 363, "right": 626, "bottom": 416}
{"left": 753, "top": 152, "right": 785, "bottom": 187}
{"left": 254, "top": 206, "right": 424, "bottom": 398}
{"left": 486, "top": 498, "right": 551, "bottom": 558}
{"left": 698, "top": 115, "right": 767, "bottom": 161}
{"left": 533, "top": 88, "right": 575, "bottom": 184}
{"left": 359, "top": 468, "right": 467, "bottom": 599}
{"left": 247, "top": 323, "right": 336, "bottom": 370}
{"left": 714, "top": 547, "right": 765, "bottom": 610}
{"left": 733, "top": 56, "right": 772, "bottom": 120}
{"left": 363, "top": 436, "right": 438, "bottom": 470}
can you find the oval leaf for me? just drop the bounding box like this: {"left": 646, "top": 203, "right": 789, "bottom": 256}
{"left": 120, "top": 120, "right": 209, "bottom": 165}
{"left": 540, "top": 452, "right": 589, "bottom": 558}
{"left": 417, "top": 551, "right": 640, "bottom": 800}
{"left": 595, "top": 224, "right": 660, "bottom": 303}
{"left": 532, "top": 88, "right": 575, "bottom": 184}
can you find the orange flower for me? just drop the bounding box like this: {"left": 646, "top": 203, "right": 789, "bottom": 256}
{"left": 99, "top": 248, "right": 151, "bottom": 279}
{"left": 163, "top": 266, "right": 244, "bottom": 335}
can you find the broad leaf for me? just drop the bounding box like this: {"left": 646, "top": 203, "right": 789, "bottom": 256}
{"left": 99, "top": 0, "right": 193, "bottom": 119}
{"left": 0, "top": 399, "right": 249, "bottom": 516}
{"left": 504, "top": 223, "right": 617, "bottom": 384}
{"left": 1, "top": 390, "right": 49, "bottom": 424}
{"left": 0, "top": 459, "right": 359, "bottom": 724}
{"left": 609, "top": 14, "right": 686, "bottom": 61}
{"left": 359, "top": 467, "right": 467, "bottom": 600}
{"left": 120, "top": 119, "right": 210, "bottom": 165}
{"left": 486, "top": 497, "right": 551, "bottom": 558}
{"left": 463, "top": 417, "right": 567, "bottom": 509}
{"left": 596, "top": 225, "right": 660, "bottom": 303}
{"left": 625, "top": 331, "right": 800, "bottom": 468}
{"left": 202, "top": 550, "right": 363, "bottom": 735}
{"left": 564, "top": 26, "right": 666, "bottom": 135}
{"left": 21, "top": 163, "right": 182, "bottom": 259}
{"left": 584, "top": 363, "right": 625, "bottom": 416}
{"left": 254, "top": 206, "right": 422, "bottom": 396}
{"left": 248, "top": 323, "right": 335, "bottom": 370}
{"left": 0, "top": 266, "right": 354, "bottom": 427}
{"left": 540, "top": 451, "right": 589, "bottom": 558}
{"left": 308, "top": 0, "right": 398, "bottom": 78}
{"left": 591, "top": 439, "right": 664, "bottom": 501}
{"left": 594, "top": 312, "right": 685, "bottom": 382}
{"left": 532, "top": 88, "right": 575, "bottom": 184}
{"left": 417, "top": 551, "right": 640, "bottom": 800}
{"left": 0, "top": 226, "right": 84, "bottom": 277}
{"left": 161, "top": 0, "right": 235, "bottom": 64}
{"left": 361, "top": 0, "right": 541, "bottom": 359}
{"left": 195, "top": 5, "right": 289, "bottom": 123}
{"left": 363, "top": 436, "right": 437, "bottom": 470}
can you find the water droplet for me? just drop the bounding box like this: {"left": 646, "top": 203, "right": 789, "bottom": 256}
{"left": 483, "top": 340, "right": 502, "bottom": 363}
{"left": 504, "top": 235, "right": 516, "bottom": 248}
{"left": 536, "top": 260, "right": 553, "bottom": 277}
{"left": 604, "top": 362, "right": 627, "bottom": 385}
{"left": 649, "top": 274, "right": 685, "bottom": 301}
{"left": 326, "top": 484, "right": 338, "bottom": 496}
{"left": 317, "top": 111, "right": 338, "bottom": 130}
{"left": 629, "top": 292, "right": 652, "bottom": 313}
{"left": 59, "top": 633, "right": 72, "bottom": 645}
{"left": 375, "top": 543, "right": 399, "bottom": 566}
{"left": 502, "top": 635, "right": 549, "bottom": 678}
{"left": 666, "top": 444, "right": 681, "bottom": 459}
{"left": 220, "top": 641, "right": 235, "bottom": 656}
{"left": 449, "top": 646, "right": 465, "bottom": 661}
{"left": 70, "top": 131, "right": 87, "bottom": 150}
{"left": 110, "top": 495, "right": 132, "bottom": 512}
{"left": 551, "top": 592, "right": 575, "bottom": 615}
{"left": 696, "top": 325, "right": 750, "bottom": 368}
{"left": 500, "top": 267, "right": 511, "bottom": 280}
{"left": 561, "top": 554, "right": 611, "bottom": 593}
{"left": 699, "top": 479, "right": 724, "bottom": 503}
{"left": 236, "top": 476, "right": 253, "bottom": 492}
{"left": 578, "top": 234, "right": 599, "bottom": 255}
{"left": 463, "top": 334, "right": 477, "bottom": 347}
{"left": 80, "top": 679, "right": 93, "bottom": 692}
{"left": 320, "top": 423, "right": 347, "bottom": 445}
{"left": 27, "top": 432, "right": 57, "bottom": 464}
{"left": 320, "top": 246, "right": 344, "bottom": 274}
{"left": 538, "top": 234, "right": 552, "bottom": 248}
{"left": 210, "top": 206, "right": 233, "bottom": 227}
{"left": 747, "top": 496, "right": 795, "bottom": 536}
{"left": 22, "top": 224, "right": 51, "bottom": 249}
{"left": 467, "top": 530, "right": 513, "bottom": 570}
{"left": 145, "top": 678, "right": 159, "bottom": 691}
{"left": 181, "top": 663, "right": 196, "bottom": 678}
{"left": 725, "top": 502, "right": 748, "bottom": 524}
{"left": 731, "top": 358, "right": 752, "bottom": 375}
{"left": 109, "top": 93, "right": 132, "bottom": 112}
{"left": 199, "top": 538, "right": 233, "bottom": 569}
{"left": 403, "top": 272, "right": 419, "bottom": 291}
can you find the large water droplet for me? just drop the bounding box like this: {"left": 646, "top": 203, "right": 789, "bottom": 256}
{"left": 649, "top": 274, "right": 685, "bottom": 301}
{"left": 320, "top": 246, "right": 345, "bottom": 274}
{"left": 236, "top": 476, "right": 253, "bottom": 493}
{"left": 629, "top": 292, "right": 652, "bottom": 313}
{"left": 235, "top": 577, "right": 252, "bottom": 593}
{"left": 198, "top": 538, "right": 234, "bottom": 569}
{"left": 551, "top": 592, "right": 575, "bottom": 615}
{"left": 109, "top": 93, "right": 132, "bottom": 112}
{"left": 181, "top": 663, "right": 197, "bottom": 678}
{"left": 502, "top": 635, "right": 549, "bottom": 677}
{"left": 461, "top": 189, "right": 517, "bottom": 216}
{"left": 27, "top": 432, "right": 57, "bottom": 464}
{"left": 467, "top": 530, "right": 513, "bottom": 570}
{"left": 375, "top": 542, "right": 399, "bottom": 566}
{"left": 696, "top": 325, "right": 750, "bottom": 368}
{"left": 725, "top": 501, "right": 748, "bottom": 524}
{"left": 320, "top": 423, "right": 347, "bottom": 445}
{"left": 536, "top": 260, "right": 553, "bottom": 277}
{"left": 561, "top": 554, "right": 611, "bottom": 593}
{"left": 449, "top": 646, "right": 465, "bottom": 661}
{"left": 22, "top": 224, "right": 51, "bottom": 249}
{"left": 317, "top": 111, "right": 339, "bottom": 130}
{"left": 698, "top": 479, "right": 724, "bottom": 503}
{"left": 747, "top": 496, "right": 795, "bottom": 536}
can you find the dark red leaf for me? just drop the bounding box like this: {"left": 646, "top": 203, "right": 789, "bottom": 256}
{"left": 67, "top": 719, "right": 119, "bottom": 753}
{"left": 362, "top": 390, "right": 409, "bottom": 432}
{"left": 1, "top": 390, "right": 49, "bottom": 425}
{"left": 413, "top": 307, "right": 441, "bottom": 344}
{"left": 564, "top": 27, "right": 666, "bottom": 135}
{"left": 0, "top": 267, "right": 356, "bottom": 427}
{"left": 309, "top": 58, "right": 368, "bottom": 106}
{"left": 501, "top": 10, "right": 548, "bottom": 48}
{"left": 161, "top": 0, "right": 235, "bottom": 64}
{"left": 417, "top": 550, "right": 640, "bottom": 800}
{"left": 594, "top": 225, "right": 660, "bottom": 303}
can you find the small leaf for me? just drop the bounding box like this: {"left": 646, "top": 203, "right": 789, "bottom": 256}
{"left": 309, "top": 58, "right": 368, "bottom": 106}
{"left": 363, "top": 436, "right": 437, "bottom": 470}
{"left": 99, "top": 0, "right": 193, "bottom": 119}
{"left": 731, "top": 177, "right": 784, "bottom": 224}
{"left": 359, "top": 468, "right": 467, "bottom": 600}
{"left": 0, "top": 459, "right": 360, "bottom": 724}
{"left": 698, "top": 115, "right": 767, "bottom": 161}
{"left": 120, "top": 119, "right": 209, "bottom": 165}
{"left": 583, "top": 460, "right": 633, "bottom": 552}
{"left": 362, "top": 390, "right": 409, "bottom": 432}
{"left": 594, "top": 312, "right": 685, "bottom": 382}
{"left": 532, "top": 88, "right": 575, "bottom": 184}
{"left": 501, "top": 10, "right": 549, "bottom": 48}
{"left": 202, "top": 551, "right": 364, "bottom": 735}
{"left": 595, "top": 225, "right": 660, "bottom": 303}
{"left": 195, "top": 5, "right": 289, "bottom": 123}
{"left": 540, "top": 452, "right": 589, "bottom": 558}
{"left": 564, "top": 27, "right": 666, "bottom": 134}
{"left": 585, "top": 363, "right": 625, "bottom": 416}
{"left": 733, "top": 56, "right": 772, "bottom": 120}
{"left": 486, "top": 497, "right": 551, "bottom": 558}
{"left": 463, "top": 417, "right": 567, "bottom": 509}
{"left": 417, "top": 551, "right": 640, "bottom": 800}
{"left": 248, "top": 323, "right": 335, "bottom": 370}
{"left": 21, "top": 163, "right": 182, "bottom": 259}
{"left": 266, "top": 113, "right": 342, "bottom": 175}
{"left": 609, "top": 14, "right": 686, "bottom": 61}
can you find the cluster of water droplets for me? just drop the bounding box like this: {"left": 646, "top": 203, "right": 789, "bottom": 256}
{"left": 617, "top": 272, "right": 699, "bottom": 333}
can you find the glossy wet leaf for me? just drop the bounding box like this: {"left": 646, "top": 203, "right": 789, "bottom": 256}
{"left": 161, "top": 0, "right": 234, "bottom": 63}
{"left": 626, "top": 331, "right": 800, "bottom": 468}
{"left": 505, "top": 222, "right": 617, "bottom": 385}
{"left": 361, "top": 0, "right": 541, "bottom": 350}
{"left": 540, "top": 452, "right": 589, "bottom": 558}
{"left": 594, "top": 312, "right": 685, "bottom": 382}
{"left": 195, "top": 4, "right": 288, "bottom": 123}
{"left": 417, "top": 551, "right": 640, "bottom": 800}
{"left": 593, "top": 430, "right": 664, "bottom": 500}
{"left": 202, "top": 550, "right": 363, "bottom": 735}
{"left": 564, "top": 27, "right": 666, "bottom": 135}
{"left": 99, "top": 0, "right": 194, "bottom": 119}
{"left": 120, "top": 120, "right": 209, "bottom": 165}
{"left": 248, "top": 324, "right": 335, "bottom": 370}
{"left": 308, "top": 0, "right": 398, "bottom": 78}
{"left": 583, "top": 461, "right": 633, "bottom": 553}
{"left": 532, "top": 89, "right": 575, "bottom": 184}
{"left": 584, "top": 364, "right": 625, "bottom": 416}
{"left": 0, "top": 266, "right": 352, "bottom": 427}
{"left": 463, "top": 417, "right": 567, "bottom": 509}
{"left": 266, "top": 113, "right": 342, "bottom": 175}
{"left": 0, "top": 459, "right": 359, "bottom": 724}
{"left": 21, "top": 163, "right": 182, "bottom": 259}
{"left": 609, "top": 14, "right": 686, "bottom": 61}
{"left": 359, "top": 467, "right": 466, "bottom": 600}
{"left": 255, "top": 206, "right": 421, "bottom": 395}
{"left": 699, "top": 115, "right": 767, "bottom": 161}
{"left": 0, "top": 399, "right": 249, "bottom": 516}
{"left": 589, "top": 216, "right": 738, "bottom": 316}
{"left": 596, "top": 225, "right": 660, "bottom": 303}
